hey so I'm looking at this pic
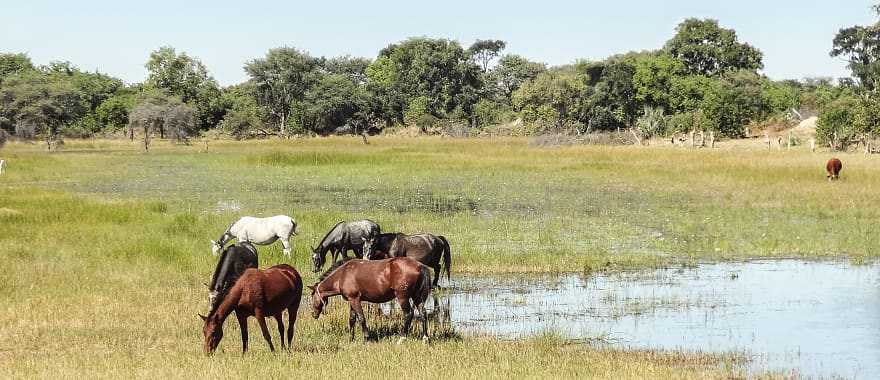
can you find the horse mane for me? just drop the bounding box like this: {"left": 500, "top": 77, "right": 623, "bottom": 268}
{"left": 318, "top": 257, "right": 355, "bottom": 282}
{"left": 209, "top": 246, "right": 231, "bottom": 292}
{"left": 316, "top": 221, "right": 346, "bottom": 249}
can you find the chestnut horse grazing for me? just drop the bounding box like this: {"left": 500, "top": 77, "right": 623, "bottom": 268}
{"left": 826, "top": 158, "right": 843, "bottom": 181}
{"left": 200, "top": 264, "right": 302, "bottom": 354}
{"left": 309, "top": 257, "right": 432, "bottom": 342}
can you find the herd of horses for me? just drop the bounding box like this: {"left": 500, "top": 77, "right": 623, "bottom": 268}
{"left": 199, "top": 217, "right": 450, "bottom": 354}
{"left": 198, "top": 157, "right": 845, "bottom": 355}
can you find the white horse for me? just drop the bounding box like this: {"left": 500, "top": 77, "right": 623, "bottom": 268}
{"left": 0, "top": 159, "right": 6, "bottom": 175}
{"left": 211, "top": 215, "right": 297, "bottom": 257}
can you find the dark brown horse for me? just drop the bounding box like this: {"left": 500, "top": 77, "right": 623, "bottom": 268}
{"left": 372, "top": 233, "right": 450, "bottom": 288}
{"left": 362, "top": 232, "right": 403, "bottom": 260}
{"left": 200, "top": 264, "right": 302, "bottom": 354}
{"left": 826, "top": 158, "right": 843, "bottom": 181}
{"left": 309, "top": 257, "right": 432, "bottom": 342}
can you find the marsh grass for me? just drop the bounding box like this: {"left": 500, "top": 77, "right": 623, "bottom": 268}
{"left": 0, "top": 187, "right": 750, "bottom": 378}
{"left": 0, "top": 136, "right": 870, "bottom": 378}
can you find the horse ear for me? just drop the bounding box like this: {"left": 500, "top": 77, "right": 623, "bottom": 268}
{"left": 198, "top": 313, "right": 208, "bottom": 321}
{"left": 306, "top": 285, "right": 315, "bottom": 291}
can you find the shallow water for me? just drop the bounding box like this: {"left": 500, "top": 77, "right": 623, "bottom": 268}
{"left": 438, "top": 261, "right": 880, "bottom": 379}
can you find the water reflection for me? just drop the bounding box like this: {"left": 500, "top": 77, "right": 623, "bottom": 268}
{"left": 436, "top": 260, "right": 880, "bottom": 379}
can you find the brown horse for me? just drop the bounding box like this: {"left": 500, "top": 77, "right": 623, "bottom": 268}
{"left": 309, "top": 257, "right": 432, "bottom": 342}
{"left": 826, "top": 158, "right": 843, "bottom": 181}
{"left": 375, "top": 233, "right": 450, "bottom": 288}
{"left": 200, "top": 264, "right": 302, "bottom": 354}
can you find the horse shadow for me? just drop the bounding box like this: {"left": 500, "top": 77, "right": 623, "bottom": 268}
{"left": 365, "top": 295, "right": 460, "bottom": 342}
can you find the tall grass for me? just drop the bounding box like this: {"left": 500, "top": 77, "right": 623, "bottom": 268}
{"left": 0, "top": 187, "right": 748, "bottom": 379}
{"left": 0, "top": 136, "right": 870, "bottom": 378}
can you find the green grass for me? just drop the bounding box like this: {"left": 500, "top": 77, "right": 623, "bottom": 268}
{"left": 1, "top": 136, "right": 872, "bottom": 378}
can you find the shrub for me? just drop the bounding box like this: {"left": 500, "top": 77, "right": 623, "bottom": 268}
{"left": 817, "top": 97, "right": 863, "bottom": 150}
{"left": 635, "top": 106, "right": 667, "bottom": 139}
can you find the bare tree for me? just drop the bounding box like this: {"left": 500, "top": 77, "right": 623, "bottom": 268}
{"left": 163, "top": 104, "right": 198, "bottom": 144}
{"left": 128, "top": 103, "right": 165, "bottom": 152}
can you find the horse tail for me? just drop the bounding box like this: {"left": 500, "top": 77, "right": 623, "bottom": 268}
{"left": 438, "top": 235, "right": 451, "bottom": 282}
{"left": 417, "top": 265, "right": 432, "bottom": 304}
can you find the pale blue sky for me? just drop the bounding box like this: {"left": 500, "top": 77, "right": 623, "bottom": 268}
{"left": 1, "top": 1, "right": 876, "bottom": 86}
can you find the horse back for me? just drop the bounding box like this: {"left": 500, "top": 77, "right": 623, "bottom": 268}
{"left": 827, "top": 158, "right": 842, "bottom": 175}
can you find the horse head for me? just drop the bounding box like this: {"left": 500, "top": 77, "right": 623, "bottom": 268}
{"left": 307, "top": 285, "right": 326, "bottom": 319}
{"left": 200, "top": 313, "right": 223, "bottom": 355}
{"left": 311, "top": 246, "right": 324, "bottom": 273}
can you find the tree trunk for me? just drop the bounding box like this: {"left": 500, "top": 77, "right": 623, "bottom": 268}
{"left": 278, "top": 114, "right": 287, "bottom": 139}
{"left": 144, "top": 126, "right": 150, "bottom": 152}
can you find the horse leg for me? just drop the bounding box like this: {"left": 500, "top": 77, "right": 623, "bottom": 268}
{"left": 255, "top": 312, "right": 275, "bottom": 352}
{"left": 280, "top": 238, "right": 291, "bottom": 258}
{"left": 287, "top": 305, "right": 298, "bottom": 349}
{"left": 273, "top": 314, "right": 285, "bottom": 350}
{"left": 431, "top": 264, "right": 441, "bottom": 289}
{"left": 236, "top": 311, "right": 249, "bottom": 354}
{"left": 418, "top": 303, "right": 428, "bottom": 341}
{"left": 397, "top": 296, "right": 414, "bottom": 338}
{"left": 350, "top": 299, "right": 370, "bottom": 342}
{"left": 348, "top": 306, "right": 358, "bottom": 342}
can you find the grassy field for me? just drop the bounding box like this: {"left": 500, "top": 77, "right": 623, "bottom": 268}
{"left": 1, "top": 136, "right": 874, "bottom": 378}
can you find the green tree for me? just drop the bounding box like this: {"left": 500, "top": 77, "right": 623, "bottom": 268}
{"left": 0, "top": 71, "right": 87, "bottom": 139}
{"left": 491, "top": 54, "right": 546, "bottom": 102}
{"left": 468, "top": 39, "right": 507, "bottom": 72}
{"left": 244, "top": 47, "right": 321, "bottom": 137}
{"left": 664, "top": 18, "right": 763, "bottom": 77}
{"left": 632, "top": 53, "right": 685, "bottom": 110}
{"left": 817, "top": 96, "right": 864, "bottom": 149}
{"left": 95, "top": 94, "right": 136, "bottom": 131}
{"left": 300, "top": 73, "right": 373, "bottom": 134}
{"left": 371, "top": 38, "right": 483, "bottom": 123}
{"left": 572, "top": 57, "right": 640, "bottom": 131}
{"left": 217, "top": 82, "right": 269, "bottom": 139}
{"left": 831, "top": 6, "right": 880, "bottom": 90}
{"left": 145, "top": 46, "right": 222, "bottom": 129}
{"left": 43, "top": 61, "right": 124, "bottom": 113}
{"left": 699, "top": 70, "right": 764, "bottom": 137}
{"left": 324, "top": 55, "right": 371, "bottom": 84}
{"left": 513, "top": 70, "right": 585, "bottom": 131}
{"left": 0, "top": 53, "right": 35, "bottom": 83}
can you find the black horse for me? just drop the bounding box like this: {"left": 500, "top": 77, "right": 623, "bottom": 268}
{"left": 369, "top": 233, "right": 451, "bottom": 288}
{"left": 311, "top": 220, "right": 380, "bottom": 272}
{"left": 207, "top": 242, "right": 258, "bottom": 313}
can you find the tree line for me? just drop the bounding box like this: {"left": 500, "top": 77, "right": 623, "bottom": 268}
{"left": 2, "top": 11, "right": 880, "bottom": 148}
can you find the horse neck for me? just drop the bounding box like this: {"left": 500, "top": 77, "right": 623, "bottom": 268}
{"left": 211, "top": 285, "right": 241, "bottom": 323}
{"left": 318, "top": 222, "right": 345, "bottom": 250}
{"left": 316, "top": 272, "right": 342, "bottom": 298}
{"left": 209, "top": 249, "right": 232, "bottom": 291}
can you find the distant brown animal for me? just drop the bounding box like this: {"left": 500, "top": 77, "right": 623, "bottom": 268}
{"left": 309, "top": 257, "right": 432, "bottom": 342}
{"left": 826, "top": 158, "right": 843, "bottom": 181}
{"left": 200, "top": 264, "right": 302, "bottom": 354}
